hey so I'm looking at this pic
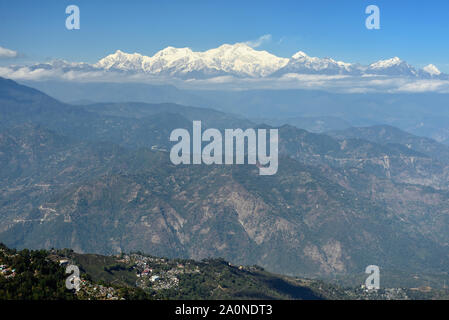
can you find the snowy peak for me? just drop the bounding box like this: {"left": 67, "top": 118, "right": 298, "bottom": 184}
{"left": 154, "top": 46, "right": 194, "bottom": 56}
{"left": 16, "top": 42, "right": 446, "bottom": 80}
{"left": 291, "top": 51, "right": 308, "bottom": 59}
{"left": 94, "top": 43, "right": 288, "bottom": 78}
{"left": 290, "top": 50, "right": 351, "bottom": 67}
{"left": 95, "top": 50, "right": 148, "bottom": 71}
{"left": 203, "top": 43, "right": 289, "bottom": 76}
{"left": 422, "top": 64, "right": 441, "bottom": 76}
{"left": 367, "top": 57, "right": 417, "bottom": 76}
{"left": 369, "top": 57, "right": 403, "bottom": 69}
{"left": 274, "top": 51, "right": 355, "bottom": 76}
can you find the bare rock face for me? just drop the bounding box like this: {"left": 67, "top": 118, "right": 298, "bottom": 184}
{"left": 1, "top": 78, "right": 449, "bottom": 279}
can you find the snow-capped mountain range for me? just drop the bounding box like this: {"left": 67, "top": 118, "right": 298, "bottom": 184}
{"left": 5, "top": 43, "right": 448, "bottom": 80}
{"left": 94, "top": 44, "right": 289, "bottom": 78}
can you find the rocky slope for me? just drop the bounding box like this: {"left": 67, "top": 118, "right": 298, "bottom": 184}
{"left": 0, "top": 78, "right": 449, "bottom": 285}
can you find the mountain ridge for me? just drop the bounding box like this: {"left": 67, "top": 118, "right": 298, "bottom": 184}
{"left": 3, "top": 43, "right": 447, "bottom": 80}
{"left": 1, "top": 78, "right": 449, "bottom": 286}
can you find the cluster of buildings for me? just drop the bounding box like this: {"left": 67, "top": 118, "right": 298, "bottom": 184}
{"left": 118, "top": 253, "right": 200, "bottom": 291}
{"left": 352, "top": 287, "right": 409, "bottom": 300}
{"left": 76, "top": 279, "right": 122, "bottom": 300}
{"left": 0, "top": 264, "right": 16, "bottom": 279}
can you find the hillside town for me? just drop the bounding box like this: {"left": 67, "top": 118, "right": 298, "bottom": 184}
{"left": 118, "top": 253, "right": 201, "bottom": 291}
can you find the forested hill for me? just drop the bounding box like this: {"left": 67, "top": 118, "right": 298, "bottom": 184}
{"left": 2, "top": 244, "right": 448, "bottom": 300}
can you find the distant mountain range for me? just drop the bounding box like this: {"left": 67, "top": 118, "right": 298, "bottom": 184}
{"left": 1, "top": 77, "right": 449, "bottom": 287}
{"left": 4, "top": 43, "right": 448, "bottom": 80}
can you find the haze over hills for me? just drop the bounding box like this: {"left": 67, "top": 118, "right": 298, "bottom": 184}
{"left": 192, "top": 89, "right": 449, "bottom": 144}
{"left": 18, "top": 79, "right": 449, "bottom": 146}
{"left": 327, "top": 124, "right": 449, "bottom": 161}
{"left": 1, "top": 77, "right": 449, "bottom": 288}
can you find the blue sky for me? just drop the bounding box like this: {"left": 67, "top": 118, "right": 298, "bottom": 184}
{"left": 1, "top": 0, "right": 449, "bottom": 71}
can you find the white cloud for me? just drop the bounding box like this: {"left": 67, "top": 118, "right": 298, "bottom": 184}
{"left": 395, "top": 80, "right": 449, "bottom": 93}
{"left": 244, "top": 34, "right": 272, "bottom": 48}
{"left": 0, "top": 46, "right": 19, "bottom": 58}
